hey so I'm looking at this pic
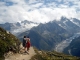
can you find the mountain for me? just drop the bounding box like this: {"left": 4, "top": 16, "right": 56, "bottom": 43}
{"left": 54, "top": 17, "right": 80, "bottom": 33}
{"left": 18, "top": 17, "right": 80, "bottom": 51}
{"left": 18, "top": 20, "right": 72, "bottom": 50}
{"left": 63, "top": 35, "right": 80, "bottom": 57}
{"left": 71, "top": 18, "right": 80, "bottom": 27}
{"left": 0, "top": 27, "right": 21, "bottom": 60}
{"left": 0, "top": 20, "right": 39, "bottom": 36}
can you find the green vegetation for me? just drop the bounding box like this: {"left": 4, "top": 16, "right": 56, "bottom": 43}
{"left": 30, "top": 47, "right": 80, "bottom": 60}
{"left": 0, "top": 27, "right": 21, "bottom": 60}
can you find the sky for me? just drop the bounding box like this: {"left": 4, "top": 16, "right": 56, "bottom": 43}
{"left": 0, "top": 0, "right": 80, "bottom": 23}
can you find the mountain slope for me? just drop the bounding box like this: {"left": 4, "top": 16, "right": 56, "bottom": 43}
{"left": 55, "top": 17, "right": 80, "bottom": 33}
{"left": 71, "top": 18, "right": 80, "bottom": 27}
{"left": 63, "top": 36, "right": 80, "bottom": 57}
{"left": 30, "top": 47, "right": 80, "bottom": 60}
{"left": 0, "top": 27, "right": 21, "bottom": 60}
{"left": 18, "top": 21, "right": 72, "bottom": 50}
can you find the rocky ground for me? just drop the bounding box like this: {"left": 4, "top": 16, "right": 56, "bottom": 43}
{"left": 5, "top": 47, "right": 36, "bottom": 60}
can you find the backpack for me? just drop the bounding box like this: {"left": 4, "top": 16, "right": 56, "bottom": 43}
{"left": 23, "top": 38, "right": 26, "bottom": 47}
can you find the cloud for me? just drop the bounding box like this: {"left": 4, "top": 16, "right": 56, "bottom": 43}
{"left": 0, "top": 0, "right": 80, "bottom": 24}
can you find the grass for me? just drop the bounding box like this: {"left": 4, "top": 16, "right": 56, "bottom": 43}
{"left": 30, "top": 47, "right": 80, "bottom": 60}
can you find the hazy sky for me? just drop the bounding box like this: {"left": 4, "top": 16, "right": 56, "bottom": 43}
{"left": 0, "top": 0, "right": 80, "bottom": 23}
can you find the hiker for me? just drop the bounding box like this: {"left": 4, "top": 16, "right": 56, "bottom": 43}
{"left": 26, "top": 36, "right": 31, "bottom": 54}
{"left": 23, "top": 36, "right": 26, "bottom": 50}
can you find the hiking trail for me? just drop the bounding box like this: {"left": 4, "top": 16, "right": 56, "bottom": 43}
{"left": 5, "top": 47, "right": 36, "bottom": 60}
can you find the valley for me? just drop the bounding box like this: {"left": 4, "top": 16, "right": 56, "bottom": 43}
{"left": 55, "top": 33, "right": 80, "bottom": 53}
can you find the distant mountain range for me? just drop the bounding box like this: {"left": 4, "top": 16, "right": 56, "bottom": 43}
{"left": 17, "top": 17, "right": 80, "bottom": 51}
{"left": 0, "top": 17, "right": 80, "bottom": 57}
{"left": 0, "top": 17, "right": 80, "bottom": 36}
{"left": 0, "top": 20, "right": 39, "bottom": 36}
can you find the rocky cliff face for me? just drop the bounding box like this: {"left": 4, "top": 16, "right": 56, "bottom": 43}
{"left": 0, "top": 27, "right": 21, "bottom": 60}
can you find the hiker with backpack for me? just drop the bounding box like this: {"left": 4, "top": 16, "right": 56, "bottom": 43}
{"left": 23, "top": 36, "right": 31, "bottom": 54}
{"left": 26, "top": 36, "right": 31, "bottom": 54}
{"left": 23, "top": 36, "right": 26, "bottom": 51}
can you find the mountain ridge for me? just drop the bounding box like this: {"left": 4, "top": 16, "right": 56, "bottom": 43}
{"left": 0, "top": 20, "right": 39, "bottom": 36}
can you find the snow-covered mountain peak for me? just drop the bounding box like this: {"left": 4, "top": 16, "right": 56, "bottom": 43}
{"left": 12, "top": 20, "right": 39, "bottom": 35}
{"left": 0, "top": 20, "right": 39, "bottom": 36}
{"left": 53, "top": 17, "right": 80, "bottom": 32}
{"left": 0, "top": 17, "right": 80, "bottom": 36}
{"left": 21, "top": 20, "right": 37, "bottom": 24}
{"left": 70, "top": 18, "right": 80, "bottom": 27}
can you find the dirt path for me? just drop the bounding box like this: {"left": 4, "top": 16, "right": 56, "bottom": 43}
{"left": 5, "top": 47, "right": 36, "bottom": 60}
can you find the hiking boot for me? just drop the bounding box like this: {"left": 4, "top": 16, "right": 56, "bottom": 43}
{"left": 24, "top": 51, "right": 27, "bottom": 53}
{"left": 27, "top": 52, "right": 29, "bottom": 55}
